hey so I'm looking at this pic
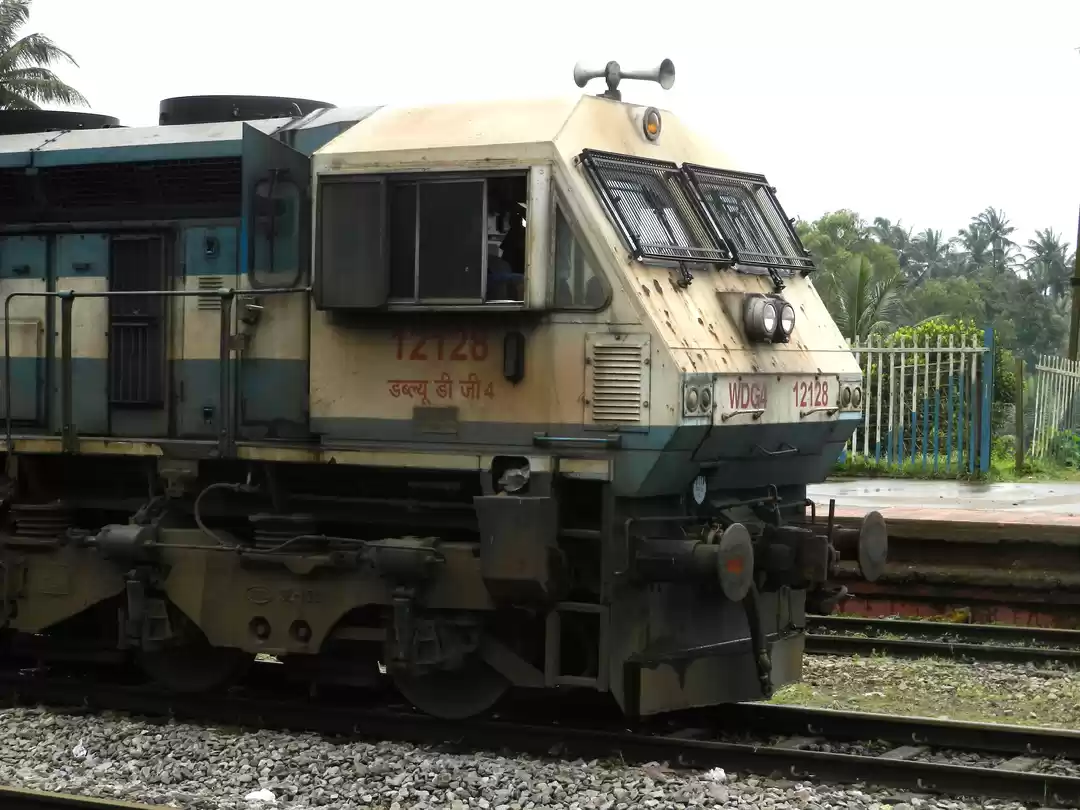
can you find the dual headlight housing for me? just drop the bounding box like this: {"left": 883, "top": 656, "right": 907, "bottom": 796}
{"left": 839, "top": 382, "right": 863, "bottom": 410}
{"left": 743, "top": 293, "right": 796, "bottom": 343}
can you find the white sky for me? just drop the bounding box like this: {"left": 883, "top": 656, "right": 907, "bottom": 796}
{"left": 24, "top": 0, "right": 1080, "bottom": 251}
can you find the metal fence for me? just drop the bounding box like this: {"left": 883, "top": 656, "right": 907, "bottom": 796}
{"left": 1030, "top": 355, "right": 1080, "bottom": 460}
{"left": 846, "top": 328, "right": 995, "bottom": 474}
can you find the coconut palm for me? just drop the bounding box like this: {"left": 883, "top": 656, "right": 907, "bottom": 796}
{"left": 909, "top": 228, "right": 952, "bottom": 284}
{"left": 0, "top": 0, "right": 86, "bottom": 110}
{"left": 871, "top": 216, "right": 914, "bottom": 269}
{"left": 818, "top": 253, "right": 906, "bottom": 343}
{"left": 956, "top": 223, "right": 993, "bottom": 273}
{"left": 972, "top": 207, "right": 1017, "bottom": 272}
{"left": 1026, "top": 228, "right": 1072, "bottom": 298}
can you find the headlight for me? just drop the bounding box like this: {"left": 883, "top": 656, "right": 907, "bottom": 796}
{"left": 685, "top": 386, "right": 700, "bottom": 412}
{"left": 744, "top": 296, "right": 778, "bottom": 342}
{"left": 779, "top": 303, "right": 796, "bottom": 337}
{"left": 700, "top": 386, "right": 712, "bottom": 412}
{"left": 851, "top": 386, "right": 863, "bottom": 408}
{"left": 762, "top": 302, "right": 778, "bottom": 334}
{"left": 841, "top": 386, "right": 852, "bottom": 407}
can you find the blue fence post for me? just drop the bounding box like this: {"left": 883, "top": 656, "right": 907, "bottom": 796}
{"left": 980, "top": 327, "right": 994, "bottom": 473}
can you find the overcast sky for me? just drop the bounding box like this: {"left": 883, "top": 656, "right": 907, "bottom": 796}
{"left": 24, "top": 0, "right": 1080, "bottom": 250}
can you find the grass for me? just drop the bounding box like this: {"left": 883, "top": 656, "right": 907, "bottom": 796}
{"left": 770, "top": 653, "right": 1080, "bottom": 728}
{"left": 833, "top": 450, "right": 1080, "bottom": 482}
{"left": 832, "top": 454, "right": 988, "bottom": 481}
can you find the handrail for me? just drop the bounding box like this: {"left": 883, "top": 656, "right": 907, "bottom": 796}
{"left": 3, "top": 286, "right": 310, "bottom": 458}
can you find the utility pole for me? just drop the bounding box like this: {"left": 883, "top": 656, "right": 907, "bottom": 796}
{"left": 1069, "top": 205, "right": 1080, "bottom": 359}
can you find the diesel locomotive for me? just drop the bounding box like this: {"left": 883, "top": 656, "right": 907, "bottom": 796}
{"left": 0, "top": 61, "right": 887, "bottom": 720}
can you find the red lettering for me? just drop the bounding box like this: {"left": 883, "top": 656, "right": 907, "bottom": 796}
{"left": 393, "top": 330, "right": 489, "bottom": 362}
{"left": 729, "top": 381, "right": 769, "bottom": 413}
{"left": 450, "top": 334, "right": 469, "bottom": 361}
{"left": 470, "top": 332, "right": 489, "bottom": 361}
{"left": 409, "top": 336, "right": 428, "bottom": 361}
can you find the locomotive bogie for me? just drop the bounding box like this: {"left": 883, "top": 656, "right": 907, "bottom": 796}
{"left": 0, "top": 69, "right": 887, "bottom": 719}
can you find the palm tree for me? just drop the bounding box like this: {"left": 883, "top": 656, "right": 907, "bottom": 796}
{"left": 871, "top": 216, "right": 913, "bottom": 269}
{"left": 1026, "top": 228, "right": 1071, "bottom": 297}
{"left": 0, "top": 0, "right": 86, "bottom": 110}
{"left": 956, "top": 223, "right": 993, "bottom": 273}
{"left": 972, "top": 207, "right": 1016, "bottom": 272}
{"left": 910, "top": 228, "right": 951, "bottom": 284}
{"left": 818, "top": 253, "right": 906, "bottom": 343}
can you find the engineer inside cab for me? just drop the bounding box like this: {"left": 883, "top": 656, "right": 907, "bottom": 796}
{"left": 486, "top": 201, "right": 525, "bottom": 302}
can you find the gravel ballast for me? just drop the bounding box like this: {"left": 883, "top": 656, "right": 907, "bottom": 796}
{"left": 0, "top": 704, "right": 1036, "bottom": 810}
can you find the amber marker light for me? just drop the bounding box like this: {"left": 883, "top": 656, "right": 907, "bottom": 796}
{"left": 643, "top": 107, "right": 662, "bottom": 141}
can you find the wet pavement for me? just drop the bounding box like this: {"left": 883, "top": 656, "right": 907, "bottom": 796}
{"left": 808, "top": 479, "right": 1080, "bottom": 524}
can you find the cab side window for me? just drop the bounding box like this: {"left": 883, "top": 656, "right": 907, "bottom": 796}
{"left": 554, "top": 206, "right": 609, "bottom": 310}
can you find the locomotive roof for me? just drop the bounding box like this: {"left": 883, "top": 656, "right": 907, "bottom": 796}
{"left": 312, "top": 94, "right": 735, "bottom": 173}
{"left": 0, "top": 105, "right": 382, "bottom": 168}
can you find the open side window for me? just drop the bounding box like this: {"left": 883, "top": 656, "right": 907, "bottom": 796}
{"left": 314, "top": 170, "right": 529, "bottom": 311}
{"left": 553, "top": 204, "right": 610, "bottom": 310}
{"left": 577, "top": 149, "right": 731, "bottom": 267}
{"left": 680, "top": 163, "right": 814, "bottom": 275}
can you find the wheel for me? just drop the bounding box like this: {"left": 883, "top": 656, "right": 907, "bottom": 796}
{"left": 392, "top": 655, "right": 509, "bottom": 720}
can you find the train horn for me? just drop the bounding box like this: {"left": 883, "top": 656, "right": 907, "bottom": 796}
{"left": 572, "top": 59, "right": 675, "bottom": 101}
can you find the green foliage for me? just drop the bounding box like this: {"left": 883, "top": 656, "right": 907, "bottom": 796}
{"left": 797, "top": 211, "right": 905, "bottom": 343}
{"left": 833, "top": 453, "right": 987, "bottom": 481}
{"left": 798, "top": 205, "right": 1072, "bottom": 376}
{"left": 991, "top": 433, "right": 1015, "bottom": 462}
{"left": 1049, "top": 430, "right": 1080, "bottom": 469}
{"left": 0, "top": 0, "right": 87, "bottom": 110}
{"left": 882, "top": 318, "right": 1014, "bottom": 405}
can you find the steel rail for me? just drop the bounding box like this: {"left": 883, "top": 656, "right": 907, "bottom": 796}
{"left": 717, "top": 703, "right": 1080, "bottom": 759}
{"left": 0, "top": 786, "right": 166, "bottom": 809}
{"left": 3, "top": 670, "right": 1080, "bottom": 806}
{"left": 810, "top": 615, "right": 1080, "bottom": 645}
{"left": 805, "top": 615, "right": 1080, "bottom": 664}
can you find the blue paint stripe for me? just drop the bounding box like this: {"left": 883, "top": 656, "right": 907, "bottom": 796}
{"left": 910, "top": 387, "right": 917, "bottom": 468}
{"left": 921, "top": 394, "right": 929, "bottom": 469}
{"left": 932, "top": 383, "right": 941, "bottom": 474}
{"left": 972, "top": 367, "right": 980, "bottom": 475}
{"left": 945, "top": 375, "right": 954, "bottom": 473}
{"left": 959, "top": 371, "right": 967, "bottom": 466}
{"left": 898, "top": 406, "right": 905, "bottom": 467}
{"left": 34, "top": 140, "right": 243, "bottom": 167}
{"left": 980, "top": 329, "right": 994, "bottom": 474}
{"left": 0, "top": 151, "right": 30, "bottom": 169}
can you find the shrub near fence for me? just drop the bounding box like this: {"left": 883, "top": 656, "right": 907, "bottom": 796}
{"left": 847, "top": 320, "right": 996, "bottom": 475}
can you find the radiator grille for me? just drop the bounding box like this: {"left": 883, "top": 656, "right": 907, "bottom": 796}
{"left": 0, "top": 158, "right": 241, "bottom": 223}
{"left": 109, "top": 322, "right": 163, "bottom": 406}
{"left": 108, "top": 236, "right": 165, "bottom": 407}
{"left": 586, "top": 333, "right": 650, "bottom": 426}
{"left": 197, "top": 275, "right": 224, "bottom": 310}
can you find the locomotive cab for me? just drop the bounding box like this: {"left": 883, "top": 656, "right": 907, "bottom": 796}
{"left": 0, "top": 64, "right": 886, "bottom": 721}
{"left": 305, "top": 61, "right": 887, "bottom": 717}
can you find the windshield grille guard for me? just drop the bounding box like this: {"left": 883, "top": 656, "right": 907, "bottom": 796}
{"left": 681, "top": 163, "right": 815, "bottom": 274}
{"left": 578, "top": 149, "right": 733, "bottom": 266}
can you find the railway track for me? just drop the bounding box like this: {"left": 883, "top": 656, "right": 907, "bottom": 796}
{"left": 0, "top": 786, "right": 164, "bottom": 809}
{"left": 806, "top": 615, "right": 1080, "bottom": 664}
{"left": 4, "top": 666, "right": 1080, "bottom": 806}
